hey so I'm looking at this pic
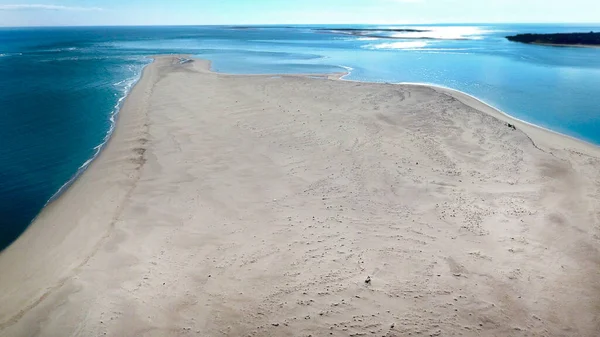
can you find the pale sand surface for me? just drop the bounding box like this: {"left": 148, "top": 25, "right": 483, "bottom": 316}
{"left": 1, "top": 56, "right": 599, "bottom": 336}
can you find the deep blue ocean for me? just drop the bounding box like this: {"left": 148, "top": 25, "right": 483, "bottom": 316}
{"left": 1, "top": 24, "right": 600, "bottom": 250}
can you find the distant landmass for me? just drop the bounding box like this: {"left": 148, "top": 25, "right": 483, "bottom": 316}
{"left": 314, "top": 28, "right": 429, "bottom": 33}
{"left": 229, "top": 27, "right": 428, "bottom": 33}
{"left": 229, "top": 27, "right": 478, "bottom": 41}
{"left": 315, "top": 28, "right": 443, "bottom": 40}
{"left": 506, "top": 32, "right": 600, "bottom": 47}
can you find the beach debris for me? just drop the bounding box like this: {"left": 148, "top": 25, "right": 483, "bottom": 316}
{"left": 271, "top": 323, "right": 280, "bottom": 327}
{"left": 507, "top": 123, "right": 516, "bottom": 130}
{"left": 365, "top": 276, "right": 371, "bottom": 284}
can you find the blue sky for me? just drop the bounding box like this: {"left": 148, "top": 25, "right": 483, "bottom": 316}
{"left": 0, "top": 0, "right": 599, "bottom": 26}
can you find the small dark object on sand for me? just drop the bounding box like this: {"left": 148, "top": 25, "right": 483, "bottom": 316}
{"left": 507, "top": 123, "right": 516, "bottom": 130}
{"left": 365, "top": 276, "right": 371, "bottom": 284}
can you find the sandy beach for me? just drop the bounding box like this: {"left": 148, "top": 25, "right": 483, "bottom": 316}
{"left": 1, "top": 55, "right": 599, "bottom": 336}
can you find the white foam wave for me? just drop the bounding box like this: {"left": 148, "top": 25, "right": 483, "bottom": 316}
{"left": 356, "top": 37, "right": 380, "bottom": 41}
{"left": 0, "top": 53, "right": 22, "bottom": 58}
{"left": 58, "top": 57, "right": 81, "bottom": 61}
{"left": 338, "top": 65, "right": 354, "bottom": 80}
{"left": 113, "top": 75, "right": 139, "bottom": 90}
{"left": 45, "top": 47, "right": 79, "bottom": 53}
{"left": 364, "top": 41, "right": 429, "bottom": 50}
{"left": 46, "top": 59, "right": 151, "bottom": 205}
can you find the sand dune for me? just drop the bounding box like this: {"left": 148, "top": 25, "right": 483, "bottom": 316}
{"left": 1, "top": 56, "right": 599, "bottom": 336}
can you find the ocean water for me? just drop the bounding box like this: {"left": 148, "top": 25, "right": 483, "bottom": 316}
{"left": 1, "top": 24, "right": 600, "bottom": 250}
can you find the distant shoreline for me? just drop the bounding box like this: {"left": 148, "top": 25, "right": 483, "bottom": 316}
{"left": 506, "top": 32, "right": 600, "bottom": 47}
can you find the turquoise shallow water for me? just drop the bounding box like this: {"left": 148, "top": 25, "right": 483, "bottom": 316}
{"left": 1, "top": 24, "right": 600, "bottom": 250}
